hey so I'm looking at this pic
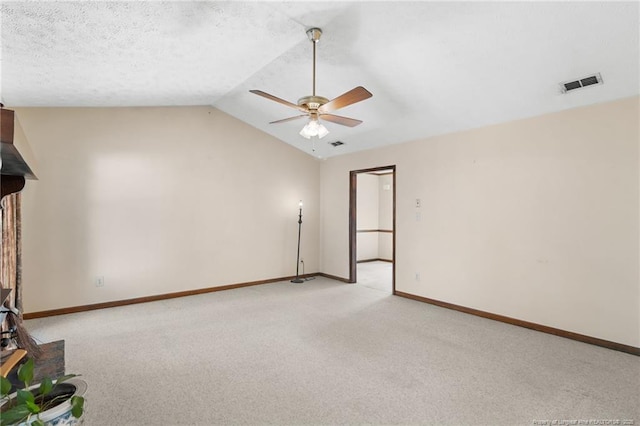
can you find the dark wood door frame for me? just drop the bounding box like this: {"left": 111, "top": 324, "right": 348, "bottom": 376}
{"left": 349, "top": 165, "right": 396, "bottom": 293}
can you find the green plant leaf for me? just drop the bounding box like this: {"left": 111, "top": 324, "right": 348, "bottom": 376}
{"left": 70, "top": 395, "right": 85, "bottom": 418}
{"left": 38, "top": 377, "right": 53, "bottom": 396}
{"left": 25, "top": 399, "right": 41, "bottom": 414}
{"left": 16, "top": 389, "right": 35, "bottom": 405}
{"left": 0, "top": 405, "right": 31, "bottom": 426}
{"left": 32, "top": 420, "right": 45, "bottom": 426}
{"left": 0, "top": 376, "right": 11, "bottom": 396}
{"left": 17, "top": 358, "right": 34, "bottom": 387}
{"left": 54, "top": 374, "right": 78, "bottom": 385}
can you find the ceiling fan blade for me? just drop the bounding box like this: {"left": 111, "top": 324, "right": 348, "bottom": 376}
{"left": 269, "top": 115, "right": 308, "bottom": 124}
{"left": 320, "top": 114, "right": 363, "bottom": 127}
{"left": 249, "top": 90, "right": 308, "bottom": 112}
{"left": 318, "top": 86, "right": 372, "bottom": 114}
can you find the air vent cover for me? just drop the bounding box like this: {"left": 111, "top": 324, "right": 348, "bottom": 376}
{"left": 560, "top": 73, "right": 603, "bottom": 93}
{"left": 330, "top": 141, "right": 344, "bottom": 147}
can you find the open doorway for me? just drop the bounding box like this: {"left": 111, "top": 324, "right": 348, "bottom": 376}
{"left": 349, "top": 166, "right": 395, "bottom": 293}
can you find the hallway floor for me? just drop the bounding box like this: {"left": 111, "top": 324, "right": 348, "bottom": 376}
{"left": 357, "top": 260, "right": 392, "bottom": 293}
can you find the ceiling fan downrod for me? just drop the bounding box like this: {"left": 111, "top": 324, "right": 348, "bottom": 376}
{"left": 307, "top": 28, "right": 322, "bottom": 97}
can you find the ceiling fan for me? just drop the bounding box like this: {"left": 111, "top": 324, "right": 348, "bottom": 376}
{"left": 250, "top": 28, "right": 372, "bottom": 139}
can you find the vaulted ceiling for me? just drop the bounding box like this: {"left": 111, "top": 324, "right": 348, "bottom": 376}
{"left": 1, "top": 1, "right": 638, "bottom": 159}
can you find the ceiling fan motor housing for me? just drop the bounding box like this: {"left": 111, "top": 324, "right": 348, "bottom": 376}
{"left": 298, "top": 95, "right": 329, "bottom": 110}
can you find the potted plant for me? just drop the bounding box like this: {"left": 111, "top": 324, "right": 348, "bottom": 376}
{"left": 0, "top": 358, "right": 86, "bottom": 426}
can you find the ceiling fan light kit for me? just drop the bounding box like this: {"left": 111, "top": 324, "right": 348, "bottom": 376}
{"left": 250, "top": 27, "right": 372, "bottom": 142}
{"left": 300, "top": 118, "right": 329, "bottom": 139}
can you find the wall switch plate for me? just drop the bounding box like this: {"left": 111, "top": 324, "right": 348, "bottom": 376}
{"left": 95, "top": 276, "right": 105, "bottom": 287}
{"left": 416, "top": 198, "right": 421, "bottom": 208}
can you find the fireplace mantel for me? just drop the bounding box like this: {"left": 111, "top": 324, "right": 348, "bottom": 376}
{"left": 1, "top": 108, "right": 38, "bottom": 199}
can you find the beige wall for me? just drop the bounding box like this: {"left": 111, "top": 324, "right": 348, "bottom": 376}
{"left": 17, "top": 107, "right": 320, "bottom": 312}
{"left": 320, "top": 96, "right": 640, "bottom": 347}
{"left": 377, "top": 234, "right": 393, "bottom": 261}
{"left": 13, "top": 97, "right": 639, "bottom": 347}
{"left": 378, "top": 174, "right": 393, "bottom": 230}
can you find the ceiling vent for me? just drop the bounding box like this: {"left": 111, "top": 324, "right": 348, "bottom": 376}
{"left": 329, "top": 141, "right": 345, "bottom": 147}
{"left": 560, "top": 73, "right": 603, "bottom": 93}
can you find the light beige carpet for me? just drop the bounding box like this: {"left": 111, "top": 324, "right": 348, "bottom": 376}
{"left": 26, "top": 277, "right": 639, "bottom": 425}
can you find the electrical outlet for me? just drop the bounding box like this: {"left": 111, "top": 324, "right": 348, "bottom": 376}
{"left": 95, "top": 276, "right": 105, "bottom": 287}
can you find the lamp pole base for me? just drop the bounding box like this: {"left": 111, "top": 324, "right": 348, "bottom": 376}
{"left": 291, "top": 278, "right": 304, "bottom": 283}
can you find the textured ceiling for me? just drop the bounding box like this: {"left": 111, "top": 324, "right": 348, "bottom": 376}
{"left": 1, "top": 1, "right": 638, "bottom": 159}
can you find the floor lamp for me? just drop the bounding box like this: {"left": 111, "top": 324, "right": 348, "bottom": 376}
{"left": 291, "top": 200, "right": 304, "bottom": 283}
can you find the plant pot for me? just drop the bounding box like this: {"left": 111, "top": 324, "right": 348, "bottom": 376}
{"left": 2, "top": 377, "right": 87, "bottom": 426}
